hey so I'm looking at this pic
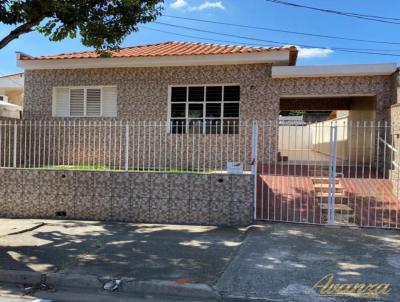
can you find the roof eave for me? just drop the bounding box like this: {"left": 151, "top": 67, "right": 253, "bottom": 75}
{"left": 17, "top": 50, "right": 293, "bottom": 70}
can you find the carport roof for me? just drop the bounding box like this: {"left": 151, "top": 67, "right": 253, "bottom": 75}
{"left": 272, "top": 63, "right": 397, "bottom": 78}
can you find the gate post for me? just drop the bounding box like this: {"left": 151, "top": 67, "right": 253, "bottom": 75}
{"left": 251, "top": 121, "right": 258, "bottom": 220}
{"left": 125, "top": 121, "right": 129, "bottom": 171}
{"left": 327, "top": 124, "right": 338, "bottom": 225}
{"left": 13, "top": 121, "right": 17, "bottom": 168}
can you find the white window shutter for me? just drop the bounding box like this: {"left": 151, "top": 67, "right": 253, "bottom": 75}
{"left": 53, "top": 88, "right": 70, "bottom": 117}
{"left": 86, "top": 88, "right": 101, "bottom": 116}
{"left": 102, "top": 86, "right": 117, "bottom": 117}
{"left": 70, "top": 88, "right": 85, "bottom": 116}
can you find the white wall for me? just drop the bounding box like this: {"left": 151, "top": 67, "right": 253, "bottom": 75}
{"left": 278, "top": 125, "right": 312, "bottom": 150}
{"left": 279, "top": 115, "right": 375, "bottom": 163}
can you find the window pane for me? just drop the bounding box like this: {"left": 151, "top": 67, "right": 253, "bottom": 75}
{"left": 171, "top": 104, "right": 186, "bottom": 118}
{"left": 205, "top": 119, "right": 222, "bottom": 134}
{"left": 189, "top": 87, "right": 204, "bottom": 102}
{"left": 86, "top": 88, "right": 101, "bottom": 116}
{"left": 54, "top": 88, "right": 70, "bottom": 117}
{"left": 223, "top": 103, "right": 240, "bottom": 117}
{"left": 224, "top": 86, "right": 240, "bottom": 102}
{"left": 171, "top": 119, "right": 186, "bottom": 134}
{"left": 188, "top": 119, "right": 203, "bottom": 134}
{"left": 206, "top": 86, "right": 222, "bottom": 102}
{"left": 171, "top": 87, "right": 187, "bottom": 102}
{"left": 188, "top": 103, "right": 203, "bottom": 118}
{"left": 70, "top": 89, "right": 84, "bottom": 116}
{"left": 222, "top": 119, "right": 239, "bottom": 134}
{"left": 206, "top": 103, "right": 221, "bottom": 118}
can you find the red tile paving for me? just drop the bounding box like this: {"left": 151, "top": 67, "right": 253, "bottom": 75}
{"left": 256, "top": 164, "right": 400, "bottom": 228}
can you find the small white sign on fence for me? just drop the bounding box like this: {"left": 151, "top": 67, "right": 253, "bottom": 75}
{"left": 227, "top": 161, "right": 244, "bottom": 175}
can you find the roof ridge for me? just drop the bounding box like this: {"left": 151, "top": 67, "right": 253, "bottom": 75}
{"left": 35, "top": 41, "right": 292, "bottom": 58}
{"left": 33, "top": 41, "right": 179, "bottom": 59}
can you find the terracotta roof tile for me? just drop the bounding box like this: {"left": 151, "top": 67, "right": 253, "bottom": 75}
{"left": 20, "top": 41, "right": 298, "bottom": 64}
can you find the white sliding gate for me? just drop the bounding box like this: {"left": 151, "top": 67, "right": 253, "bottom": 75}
{"left": 255, "top": 120, "right": 400, "bottom": 229}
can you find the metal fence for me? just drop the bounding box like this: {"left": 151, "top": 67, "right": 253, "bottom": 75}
{"left": 256, "top": 118, "right": 400, "bottom": 229}
{"left": 2, "top": 118, "right": 400, "bottom": 229}
{"left": 0, "top": 120, "right": 253, "bottom": 172}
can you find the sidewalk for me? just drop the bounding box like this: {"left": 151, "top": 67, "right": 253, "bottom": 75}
{"left": 0, "top": 219, "right": 245, "bottom": 299}
{"left": 0, "top": 219, "right": 399, "bottom": 301}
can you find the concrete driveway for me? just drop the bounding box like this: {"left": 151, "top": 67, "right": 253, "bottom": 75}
{"left": 0, "top": 219, "right": 399, "bottom": 301}
{"left": 217, "top": 223, "right": 400, "bottom": 302}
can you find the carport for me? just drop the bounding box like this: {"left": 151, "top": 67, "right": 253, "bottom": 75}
{"left": 278, "top": 95, "right": 377, "bottom": 164}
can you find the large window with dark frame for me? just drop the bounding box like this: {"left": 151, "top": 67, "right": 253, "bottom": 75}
{"left": 169, "top": 85, "right": 240, "bottom": 134}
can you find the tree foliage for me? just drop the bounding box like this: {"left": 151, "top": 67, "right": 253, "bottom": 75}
{"left": 0, "top": 0, "right": 164, "bottom": 52}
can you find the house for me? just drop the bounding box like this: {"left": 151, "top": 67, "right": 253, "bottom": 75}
{"left": 9, "top": 41, "right": 400, "bottom": 227}
{"left": 16, "top": 41, "right": 398, "bottom": 124}
{"left": 0, "top": 72, "right": 23, "bottom": 119}
{"left": 15, "top": 41, "right": 400, "bottom": 167}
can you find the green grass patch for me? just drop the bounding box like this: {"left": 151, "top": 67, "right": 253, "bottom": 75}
{"left": 42, "top": 165, "right": 214, "bottom": 173}
{"left": 44, "top": 164, "right": 111, "bottom": 171}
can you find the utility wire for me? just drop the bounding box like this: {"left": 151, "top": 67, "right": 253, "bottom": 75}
{"left": 265, "top": 0, "right": 400, "bottom": 25}
{"left": 141, "top": 26, "right": 271, "bottom": 47}
{"left": 267, "top": 0, "right": 400, "bottom": 21}
{"left": 145, "top": 26, "right": 400, "bottom": 52}
{"left": 163, "top": 14, "right": 400, "bottom": 45}
{"left": 153, "top": 21, "right": 400, "bottom": 57}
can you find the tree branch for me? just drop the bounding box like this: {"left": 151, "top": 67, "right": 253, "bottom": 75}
{"left": 0, "top": 17, "right": 44, "bottom": 50}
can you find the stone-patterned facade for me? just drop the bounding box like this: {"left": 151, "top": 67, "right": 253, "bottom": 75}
{"left": 0, "top": 168, "right": 253, "bottom": 226}
{"left": 24, "top": 64, "right": 275, "bottom": 121}
{"left": 23, "top": 65, "right": 394, "bottom": 122}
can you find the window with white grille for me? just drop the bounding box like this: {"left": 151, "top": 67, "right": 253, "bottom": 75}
{"left": 169, "top": 85, "right": 240, "bottom": 134}
{"left": 53, "top": 86, "right": 117, "bottom": 117}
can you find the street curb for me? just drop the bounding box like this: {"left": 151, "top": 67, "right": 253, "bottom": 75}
{"left": 0, "top": 269, "right": 221, "bottom": 299}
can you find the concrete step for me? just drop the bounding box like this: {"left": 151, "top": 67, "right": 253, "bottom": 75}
{"left": 313, "top": 184, "right": 345, "bottom": 194}
{"left": 315, "top": 192, "right": 348, "bottom": 199}
{"left": 319, "top": 203, "right": 353, "bottom": 212}
{"left": 311, "top": 177, "right": 341, "bottom": 185}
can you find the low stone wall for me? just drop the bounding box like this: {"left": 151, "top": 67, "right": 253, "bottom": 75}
{"left": 0, "top": 169, "right": 253, "bottom": 226}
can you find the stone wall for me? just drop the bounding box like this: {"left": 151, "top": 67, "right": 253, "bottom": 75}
{"left": 392, "top": 70, "right": 400, "bottom": 108}
{"left": 0, "top": 169, "right": 253, "bottom": 226}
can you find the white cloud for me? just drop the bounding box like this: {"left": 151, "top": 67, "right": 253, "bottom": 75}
{"left": 170, "top": 0, "right": 188, "bottom": 9}
{"left": 191, "top": 1, "right": 225, "bottom": 10}
{"left": 298, "top": 47, "right": 334, "bottom": 59}
{"left": 170, "top": 0, "right": 225, "bottom": 11}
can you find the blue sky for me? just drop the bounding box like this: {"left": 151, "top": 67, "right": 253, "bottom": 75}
{"left": 1, "top": 0, "right": 400, "bottom": 74}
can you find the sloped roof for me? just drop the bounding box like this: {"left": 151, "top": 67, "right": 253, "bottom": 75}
{"left": 18, "top": 41, "right": 298, "bottom": 65}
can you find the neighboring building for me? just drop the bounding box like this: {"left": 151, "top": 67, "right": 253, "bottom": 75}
{"left": 0, "top": 72, "right": 23, "bottom": 119}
